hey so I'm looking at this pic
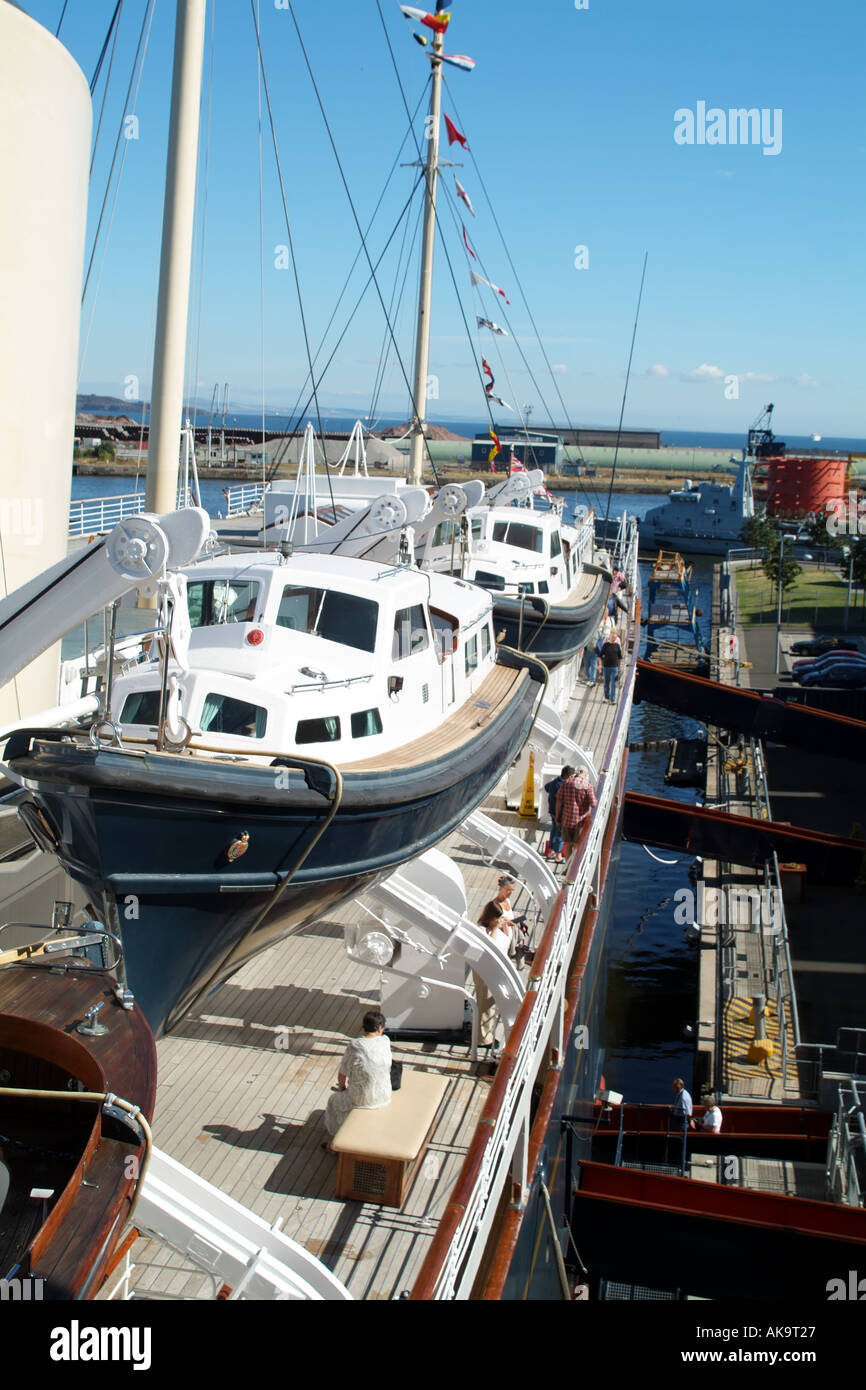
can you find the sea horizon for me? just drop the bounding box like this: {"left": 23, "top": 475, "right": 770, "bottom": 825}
{"left": 76, "top": 402, "right": 866, "bottom": 457}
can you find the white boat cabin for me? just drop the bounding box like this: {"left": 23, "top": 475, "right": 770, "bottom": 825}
{"left": 111, "top": 553, "right": 498, "bottom": 763}
{"left": 423, "top": 504, "right": 595, "bottom": 603}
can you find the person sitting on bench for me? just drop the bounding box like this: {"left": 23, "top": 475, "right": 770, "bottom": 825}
{"left": 323, "top": 1010, "right": 392, "bottom": 1152}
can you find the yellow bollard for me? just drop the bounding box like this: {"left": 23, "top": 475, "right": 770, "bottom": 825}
{"left": 747, "top": 1037, "right": 774, "bottom": 1064}
{"left": 518, "top": 750, "right": 537, "bottom": 818}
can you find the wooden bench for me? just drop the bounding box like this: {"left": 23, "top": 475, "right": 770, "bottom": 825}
{"left": 332, "top": 1071, "right": 449, "bottom": 1207}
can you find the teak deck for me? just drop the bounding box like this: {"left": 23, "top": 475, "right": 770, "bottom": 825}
{"left": 105, "top": 664, "right": 621, "bottom": 1302}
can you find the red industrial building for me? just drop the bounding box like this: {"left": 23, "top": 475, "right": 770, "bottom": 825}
{"left": 764, "top": 454, "right": 848, "bottom": 517}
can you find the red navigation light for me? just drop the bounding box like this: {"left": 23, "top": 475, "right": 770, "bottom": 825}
{"left": 246, "top": 628, "right": 265, "bottom": 647}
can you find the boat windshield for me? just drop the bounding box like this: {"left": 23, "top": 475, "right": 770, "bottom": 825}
{"left": 276, "top": 586, "right": 378, "bottom": 653}
{"left": 187, "top": 579, "right": 261, "bottom": 627}
{"left": 492, "top": 521, "right": 543, "bottom": 554}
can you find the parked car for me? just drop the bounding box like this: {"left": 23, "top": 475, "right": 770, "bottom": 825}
{"left": 789, "top": 636, "right": 860, "bottom": 656}
{"left": 792, "top": 651, "right": 866, "bottom": 674}
{"left": 797, "top": 662, "right": 866, "bottom": 687}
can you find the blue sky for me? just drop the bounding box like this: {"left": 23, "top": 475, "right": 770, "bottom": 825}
{"left": 21, "top": 0, "right": 866, "bottom": 434}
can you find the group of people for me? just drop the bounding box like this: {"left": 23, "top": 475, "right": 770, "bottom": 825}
{"left": 544, "top": 765, "right": 598, "bottom": 865}
{"left": 671, "top": 1077, "right": 723, "bottom": 1133}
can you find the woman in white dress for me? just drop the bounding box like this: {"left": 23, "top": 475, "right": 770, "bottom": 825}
{"left": 323, "top": 1010, "right": 392, "bottom": 1147}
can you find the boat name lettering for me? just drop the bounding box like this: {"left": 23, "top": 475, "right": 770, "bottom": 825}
{"left": 49, "top": 1321, "right": 151, "bottom": 1370}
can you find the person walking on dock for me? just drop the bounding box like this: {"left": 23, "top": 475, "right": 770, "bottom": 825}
{"left": 473, "top": 876, "right": 516, "bottom": 1056}
{"left": 600, "top": 630, "right": 623, "bottom": 703}
{"left": 698, "top": 1096, "right": 722, "bottom": 1133}
{"left": 543, "top": 767, "right": 568, "bottom": 862}
{"left": 670, "top": 1077, "right": 693, "bottom": 1129}
{"left": 555, "top": 767, "right": 597, "bottom": 864}
{"left": 582, "top": 618, "right": 605, "bottom": 685}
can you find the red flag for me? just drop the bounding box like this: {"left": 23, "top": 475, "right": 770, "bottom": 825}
{"left": 471, "top": 269, "right": 510, "bottom": 304}
{"left": 462, "top": 224, "right": 476, "bottom": 260}
{"left": 422, "top": 9, "right": 450, "bottom": 32}
{"left": 510, "top": 453, "right": 527, "bottom": 474}
{"left": 444, "top": 114, "right": 469, "bottom": 149}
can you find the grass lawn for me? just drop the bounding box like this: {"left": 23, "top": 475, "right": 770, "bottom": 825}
{"left": 734, "top": 562, "right": 866, "bottom": 628}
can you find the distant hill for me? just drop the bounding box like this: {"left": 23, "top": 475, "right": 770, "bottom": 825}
{"left": 378, "top": 422, "right": 468, "bottom": 442}
{"left": 77, "top": 393, "right": 145, "bottom": 412}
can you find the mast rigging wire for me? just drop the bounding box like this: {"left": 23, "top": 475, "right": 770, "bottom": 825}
{"left": 604, "top": 252, "right": 648, "bottom": 527}
{"left": 286, "top": 0, "right": 441, "bottom": 485}
{"left": 249, "top": 0, "right": 330, "bottom": 496}
{"left": 445, "top": 80, "right": 603, "bottom": 515}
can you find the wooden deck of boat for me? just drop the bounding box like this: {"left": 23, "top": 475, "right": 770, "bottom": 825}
{"left": 109, "top": 662, "right": 623, "bottom": 1302}
{"left": 349, "top": 663, "right": 530, "bottom": 771}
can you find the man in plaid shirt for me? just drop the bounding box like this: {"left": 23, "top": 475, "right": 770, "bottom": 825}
{"left": 555, "top": 767, "right": 598, "bottom": 864}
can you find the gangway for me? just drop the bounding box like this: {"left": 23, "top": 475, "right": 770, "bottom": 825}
{"left": 635, "top": 658, "right": 866, "bottom": 760}
{"left": 111, "top": 1147, "right": 352, "bottom": 1301}
{"left": 460, "top": 807, "right": 559, "bottom": 913}
{"left": 623, "top": 790, "right": 866, "bottom": 884}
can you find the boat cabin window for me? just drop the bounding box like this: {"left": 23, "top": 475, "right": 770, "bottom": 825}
{"left": 465, "top": 633, "right": 479, "bottom": 677}
{"left": 392, "top": 604, "right": 430, "bottom": 660}
{"left": 481, "top": 624, "right": 491, "bottom": 659}
{"left": 277, "top": 586, "right": 378, "bottom": 654}
{"left": 201, "top": 693, "right": 267, "bottom": 739}
{"left": 550, "top": 531, "right": 562, "bottom": 559}
{"left": 538, "top": 580, "right": 549, "bottom": 595}
{"left": 120, "top": 690, "right": 163, "bottom": 726}
{"left": 432, "top": 519, "right": 461, "bottom": 548}
{"left": 296, "top": 715, "right": 341, "bottom": 744}
{"left": 492, "top": 520, "right": 543, "bottom": 554}
{"left": 472, "top": 518, "right": 484, "bottom": 541}
{"left": 188, "top": 579, "right": 261, "bottom": 627}
{"left": 351, "top": 708, "right": 383, "bottom": 738}
{"left": 473, "top": 570, "right": 506, "bottom": 591}
{"left": 517, "top": 582, "right": 534, "bottom": 595}
{"left": 430, "top": 607, "right": 459, "bottom": 660}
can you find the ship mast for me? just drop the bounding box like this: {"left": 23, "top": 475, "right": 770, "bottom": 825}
{"left": 146, "top": 0, "right": 207, "bottom": 516}
{"left": 407, "top": 28, "right": 445, "bottom": 488}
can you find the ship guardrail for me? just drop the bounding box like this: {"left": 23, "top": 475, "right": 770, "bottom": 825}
{"left": 223, "top": 482, "right": 269, "bottom": 516}
{"left": 69, "top": 489, "right": 198, "bottom": 538}
{"left": 411, "top": 516, "right": 640, "bottom": 1300}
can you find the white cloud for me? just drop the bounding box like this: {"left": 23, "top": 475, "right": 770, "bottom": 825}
{"left": 680, "top": 363, "right": 726, "bottom": 383}
{"left": 715, "top": 169, "right": 735, "bottom": 179}
{"left": 551, "top": 363, "right": 567, "bottom": 374}
{"left": 791, "top": 372, "right": 821, "bottom": 389}
{"left": 733, "top": 371, "right": 778, "bottom": 384}
{"left": 647, "top": 363, "right": 669, "bottom": 378}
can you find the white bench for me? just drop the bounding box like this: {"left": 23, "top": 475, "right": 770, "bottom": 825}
{"left": 332, "top": 1071, "right": 449, "bottom": 1207}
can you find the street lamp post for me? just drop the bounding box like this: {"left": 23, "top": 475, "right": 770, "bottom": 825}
{"left": 774, "top": 533, "right": 794, "bottom": 674}
{"left": 844, "top": 547, "right": 854, "bottom": 632}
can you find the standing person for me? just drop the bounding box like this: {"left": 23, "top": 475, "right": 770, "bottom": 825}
{"left": 473, "top": 875, "right": 515, "bottom": 1054}
{"left": 543, "top": 767, "right": 568, "bottom": 863}
{"left": 582, "top": 618, "right": 605, "bottom": 685}
{"left": 555, "top": 767, "right": 598, "bottom": 864}
{"left": 671, "top": 1077, "right": 693, "bottom": 1129}
{"left": 323, "top": 1010, "right": 392, "bottom": 1149}
{"left": 600, "top": 630, "right": 623, "bottom": 704}
{"left": 698, "top": 1096, "right": 723, "bottom": 1133}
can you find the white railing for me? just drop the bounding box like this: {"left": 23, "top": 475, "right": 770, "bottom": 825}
{"left": 422, "top": 523, "right": 638, "bottom": 1298}
{"left": 69, "top": 489, "right": 199, "bottom": 537}
{"left": 69, "top": 492, "right": 147, "bottom": 537}
{"left": 224, "top": 482, "right": 269, "bottom": 516}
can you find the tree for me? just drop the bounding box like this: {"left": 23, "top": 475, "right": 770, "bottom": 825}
{"left": 95, "top": 441, "right": 116, "bottom": 461}
{"left": 741, "top": 515, "right": 775, "bottom": 555}
{"left": 762, "top": 549, "right": 801, "bottom": 601}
